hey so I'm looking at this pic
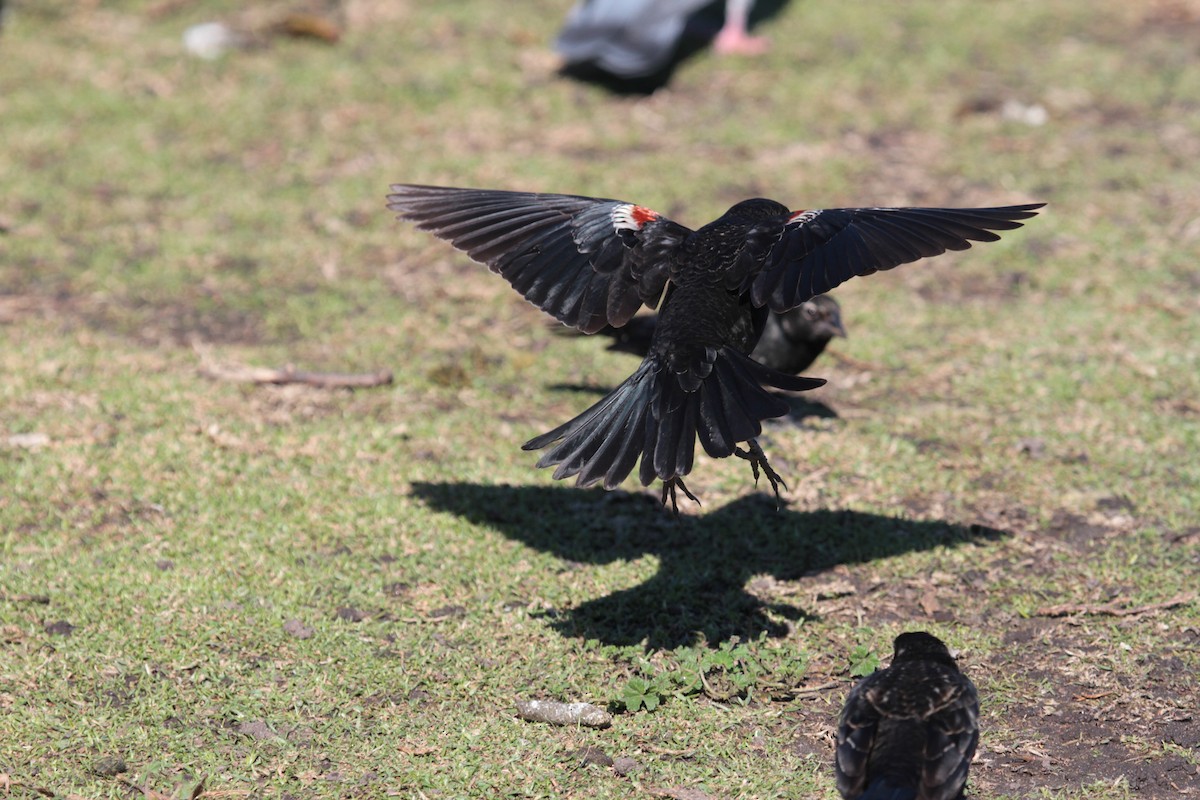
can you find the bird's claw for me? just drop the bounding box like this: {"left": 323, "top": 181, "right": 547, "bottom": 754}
{"left": 734, "top": 439, "right": 787, "bottom": 506}
{"left": 660, "top": 477, "right": 701, "bottom": 514}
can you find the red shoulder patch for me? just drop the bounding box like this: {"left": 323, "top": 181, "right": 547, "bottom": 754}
{"left": 631, "top": 205, "right": 658, "bottom": 225}
{"left": 613, "top": 203, "right": 660, "bottom": 231}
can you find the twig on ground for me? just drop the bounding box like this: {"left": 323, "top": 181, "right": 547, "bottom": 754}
{"left": 1035, "top": 592, "right": 1195, "bottom": 618}
{"left": 825, "top": 350, "right": 889, "bottom": 371}
{"left": 116, "top": 778, "right": 174, "bottom": 800}
{"left": 0, "top": 774, "right": 54, "bottom": 797}
{"left": 787, "top": 680, "right": 841, "bottom": 696}
{"left": 646, "top": 786, "right": 717, "bottom": 800}
{"left": 0, "top": 593, "right": 51, "bottom": 604}
{"left": 194, "top": 343, "right": 392, "bottom": 388}
{"left": 201, "top": 362, "right": 392, "bottom": 388}
{"left": 643, "top": 745, "right": 698, "bottom": 757}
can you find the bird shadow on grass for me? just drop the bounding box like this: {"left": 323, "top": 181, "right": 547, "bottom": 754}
{"left": 559, "top": 0, "right": 794, "bottom": 96}
{"left": 410, "top": 482, "right": 1004, "bottom": 649}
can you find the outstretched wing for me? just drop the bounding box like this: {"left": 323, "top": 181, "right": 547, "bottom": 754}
{"left": 751, "top": 203, "right": 1045, "bottom": 312}
{"left": 387, "top": 185, "right": 692, "bottom": 334}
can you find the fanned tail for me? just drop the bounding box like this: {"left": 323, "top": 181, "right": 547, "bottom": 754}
{"left": 523, "top": 349, "right": 824, "bottom": 492}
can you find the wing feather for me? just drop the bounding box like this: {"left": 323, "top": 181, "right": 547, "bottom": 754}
{"left": 388, "top": 185, "right": 692, "bottom": 333}
{"left": 751, "top": 203, "right": 1044, "bottom": 311}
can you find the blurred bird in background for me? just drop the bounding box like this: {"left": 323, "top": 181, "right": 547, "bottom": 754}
{"left": 590, "top": 294, "right": 845, "bottom": 376}
{"left": 555, "top": 0, "right": 772, "bottom": 91}
{"left": 836, "top": 632, "right": 980, "bottom": 800}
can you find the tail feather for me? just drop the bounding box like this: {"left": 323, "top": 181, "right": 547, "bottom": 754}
{"left": 572, "top": 385, "right": 653, "bottom": 491}
{"left": 857, "top": 778, "right": 918, "bottom": 800}
{"left": 737, "top": 349, "right": 827, "bottom": 393}
{"left": 524, "top": 359, "right": 656, "bottom": 489}
{"left": 696, "top": 361, "right": 737, "bottom": 456}
{"left": 523, "top": 348, "right": 826, "bottom": 491}
{"left": 652, "top": 390, "right": 698, "bottom": 479}
{"left": 714, "top": 356, "right": 770, "bottom": 442}
{"left": 571, "top": 388, "right": 644, "bottom": 488}
{"left": 696, "top": 350, "right": 824, "bottom": 458}
{"left": 552, "top": 394, "right": 635, "bottom": 482}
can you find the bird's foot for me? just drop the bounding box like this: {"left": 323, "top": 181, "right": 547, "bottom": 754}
{"left": 713, "top": 28, "right": 770, "bottom": 56}
{"left": 734, "top": 439, "right": 787, "bottom": 506}
{"left": 660, "top": 477, "right": 701, "bottom": 515}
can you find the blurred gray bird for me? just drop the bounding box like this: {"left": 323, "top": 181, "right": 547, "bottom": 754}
{"left": 590, "top": 294, "right": 846, "bottom": 375}
{"left": 556, "top": 0, "right": 765, "bottom": 79}
{"left": 743, "top": 293, "right": 845, "bottom": 374}
{"left": 836, "top": 632, "right": 980, "bottom": 800}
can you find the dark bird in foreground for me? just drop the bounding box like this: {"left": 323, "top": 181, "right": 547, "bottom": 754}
{"left": 836, "top": 632, "right": 980, "bottom": 800}
{"left": 591, "top": 293, "right": 846, "bottom": 375}
{"left": 387, "top": 184, "right": 1042, "bottom": 508}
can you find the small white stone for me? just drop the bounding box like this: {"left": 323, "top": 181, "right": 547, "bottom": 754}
{"left": 183, "top": 22, "right": 237, "bottom": 60}
{"left": 1001, "top": 99, "right": 1048, "bottom": 127}
{"left": 7, "top": 432, "right": 50, "bottom": 449}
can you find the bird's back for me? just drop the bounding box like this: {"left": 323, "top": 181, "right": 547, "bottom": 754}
{"left": 862, "top": 716, "right": 926, "bottom": 792}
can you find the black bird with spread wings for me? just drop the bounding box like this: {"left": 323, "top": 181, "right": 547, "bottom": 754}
{"left": 387, "top": 185, "right": 1042, "bottom": 508}
{"left": 836, "top": 632, "right": 980, "bottom": 800}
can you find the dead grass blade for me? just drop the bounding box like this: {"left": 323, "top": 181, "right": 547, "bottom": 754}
{"left": 1035, "top": 592, "right": 1196, "bottom": 618}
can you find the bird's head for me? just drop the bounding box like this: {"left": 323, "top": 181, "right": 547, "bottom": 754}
{"left": 782, "top": 294, "right": 847, "bottom": 341}
{"left": 722, "top": 197, "right": 790, "bottom": 221}
{"left": 891, "top": 631, "right": 958, "bottom": 666}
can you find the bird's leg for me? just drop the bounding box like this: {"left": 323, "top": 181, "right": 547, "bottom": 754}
{"left": 734, "top": 438, "right": 787, "bottom": 504}
{"left": 714, "top": 0, "right": 770, "bottom": 55}
{"left": 660, "top": 477, "right": 701, "bottom": 514}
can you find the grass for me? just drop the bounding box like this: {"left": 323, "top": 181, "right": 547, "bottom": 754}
{"left": 2, "top": 0, "right": 1199, "bottom": 797}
